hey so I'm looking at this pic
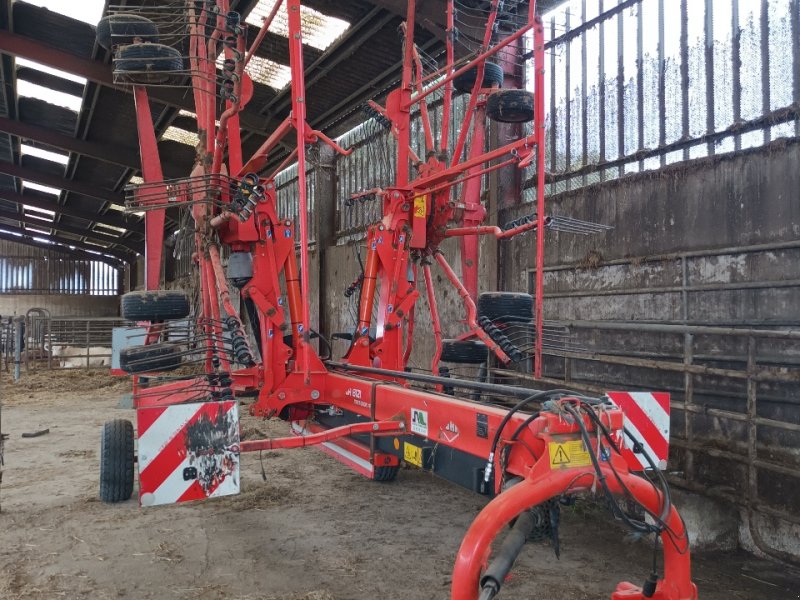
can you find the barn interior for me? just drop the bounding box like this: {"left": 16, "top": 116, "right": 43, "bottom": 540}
{"left": 0, "top": 0, "right": 799, "bottom": 598}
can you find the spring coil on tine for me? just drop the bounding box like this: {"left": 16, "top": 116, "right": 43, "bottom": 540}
{"left": 360, "top": 104, "right": 392, "bottom": 131}
{"left": 502, "top": 213, "right": 535, "bottom": 231}
{"left": 240, "top": 172, "right": 259, "bottom": 191}
{"left": 225, "top": 316, "right": 253, "bottom": 365}
{"left": 222, "top": 79, "right": 237, "bottom": 102}
{"left": 226, "top": 11, "right": 242, "bottom": 34}
{"left": 235, "top": 174, "right": 264, "bottom": 222}
{"left": 478, "top": 316, "right": 525, "bottom": 363}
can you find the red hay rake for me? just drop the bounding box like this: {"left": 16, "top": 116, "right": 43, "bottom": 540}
{"left": 97, "top": 1, "right": 698, "bottom": 599}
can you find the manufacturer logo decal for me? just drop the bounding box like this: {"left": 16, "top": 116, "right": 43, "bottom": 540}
{"left": 441, "top": 420, "right": 460, "bottom": 443}
{"left": 410, "top": 408, "right": 428, "bottom": 436}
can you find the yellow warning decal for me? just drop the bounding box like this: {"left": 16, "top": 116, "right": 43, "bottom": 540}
{"left": 413, "top": 195, "right": 427, "bottom": 218}
{"left": 404, "top": 442, "right": 423, "bottom": 467}
{"left": 548, "top": 440, "right": 592, "bottom": 469}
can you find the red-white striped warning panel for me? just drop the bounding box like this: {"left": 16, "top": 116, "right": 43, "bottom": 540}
{"left": 137, "top": 401, "right": 240, "bottom": 507}
{"left": 606, "top": 392, "right": 670, "bottom": 471}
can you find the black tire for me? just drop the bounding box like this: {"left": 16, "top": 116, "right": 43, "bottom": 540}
{"left": 373, "top": 465, "right": 400, "bottom": 482}
{"left": 453, "top": 62, "right": 504, "bottom": 93}
{"left": 478, "top": 292, "right": 534, "bottom": 323}
{"left": 440, "top": 339, "right": 488, "bottom": 364}
{"left": 96, "top": 14, "right": 160, "bottom": 50}
{"left": 121, "top": 290, "right": 190, "bottom": 321}
{"left": 99, "top": 419, "right": 135, "bottom": 503}
{"left": 120, "top": 343, "right": 181, "bottom": 374}
{"left": 486, "top": 89, "right": 535, "bottom": 123}
{"left": 114, "top": 43, "right": 184, "bottom": 84}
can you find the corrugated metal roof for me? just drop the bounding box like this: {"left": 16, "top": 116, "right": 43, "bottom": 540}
{"left": 0, "top": 0, "right": 563, "bottom": 262}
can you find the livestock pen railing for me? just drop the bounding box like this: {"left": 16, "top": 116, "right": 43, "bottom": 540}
{"left": 14, "top": 316, "right": 127, "bottom": 371}
{"left": 490, "top": 319, "right": 800, "bottom": 561}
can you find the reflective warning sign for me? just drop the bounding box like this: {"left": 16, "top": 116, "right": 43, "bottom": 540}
{"left": 548, "top": 440, "right": 592, "bottom": 469}
{"left": 404, "top": 442, "right": 423, "bottom": 467}
{"left": 413, "top": 195, "right": 427, "bottom": 218}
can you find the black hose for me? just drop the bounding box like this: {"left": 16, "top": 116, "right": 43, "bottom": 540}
{"left": 622, "top": 426, "right": 672, "bottom": 528}
{"left": 479, "top": 510, "right": 535, "bottom": 600}
{"left": 581, "top": 404, "right": 672, "bottom": 530}
{"left": 563, "top": 403, "right": 658, "bottom": 535}
{"left": 509, "top": 411, "right": 541, "bottom": 442}
{"left": 584, "top": 400, "right": 673, "bottom": 528}
{"left": 484, "top": 389, "right": 585, "bottom": 483}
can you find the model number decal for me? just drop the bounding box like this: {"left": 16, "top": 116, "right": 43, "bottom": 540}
{"left": 345, "top": 387, "right": 370, "bottom": 409}
{"left": 345, "top": 387, "right": 362, "bottom": 400}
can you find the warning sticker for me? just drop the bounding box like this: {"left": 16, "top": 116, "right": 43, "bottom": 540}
{"left": 404, "top": 442, "right": 423, "bottom": 467}
{"left": 548, "top": 440, "right": 593, "bottom": 469}
{"left": 413, "top": 195, "right": 427, "bottom": 218}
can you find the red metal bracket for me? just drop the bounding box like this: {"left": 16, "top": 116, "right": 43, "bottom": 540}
{"left": 239, "top": 419, "right": 405, "bottom": 452}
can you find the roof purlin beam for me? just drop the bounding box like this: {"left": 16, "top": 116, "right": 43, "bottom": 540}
{"left": 0, "top": 114, "right": 141, "bottom": 170}
{"left": 0, "top": 30, "right": 265, "bottom": 133}
{"left": 0, "top": 159, "right": 126, "bottom": 204}
{"left": 0, "top": 226, "right": 128, "bottom": 261}
{"left": 0, "top": 189, "right": 143, "bottom": 232}
{"left": 0, "top": 206, "right": 142, "bottom": 253}
{"left": 256, "top": 8, "right": 394, "bottom": 124}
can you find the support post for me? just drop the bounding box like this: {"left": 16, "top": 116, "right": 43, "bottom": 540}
{"left": 13, "top": 316, "right": 23, "bottom": 382}
{"left": 286, "top": 0, "right": 313, "bottom": 380}
{"left": 314, "top": 144, "right": 337, "bottom": 345}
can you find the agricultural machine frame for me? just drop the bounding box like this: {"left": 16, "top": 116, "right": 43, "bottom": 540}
{"left": 104, "top": 1, "right": 698, "bottom": 598}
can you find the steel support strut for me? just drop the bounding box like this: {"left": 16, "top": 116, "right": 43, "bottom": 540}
{"left": 532, "top": 16, "right": 547, "bottom": 379}
{"left": 239, "top": 420, "right": 405, "bottom": 452}
{"left": 132, "top": 86, "right": 165, "bottom": 291}
{"left": 287, "top": 0, "right": 314, "bottom": 382}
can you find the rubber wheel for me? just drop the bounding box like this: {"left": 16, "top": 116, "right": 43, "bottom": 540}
{"left": 99, "top": 419, "right": 135, "bottom": 503}
{"left": 374, "top": 466, "right": 400, "bottom": 482}
{"left": 478, "top": 292, "right": 534, "bottom": 323}
{"left": 486, "top": 89, "right": 535, "bottom": 123}
{"left": 96, "top": 14, "right": 160, "bottom": 50}
{"left": 114, "top": 43, "right": 183, "bottom": 84}
{"left": 120, "top": 343, "right": 181, "bottom": 374}
{"left": 453, "top": 62, "right": 504, "bottom": 93}
{"left": 121, "top": 290, "right": 190, "bottom": 321}
{"left": 440, "top": 339, "right": 488, "bottom": 364}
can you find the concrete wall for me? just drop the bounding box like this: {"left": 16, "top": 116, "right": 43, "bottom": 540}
{"left": 501, "top": 140, "right": 800, "bottom": 309}
{"left": 495, "top": 140, "right": 800, "bottom": 562}
{"left": 0, "top": 294, "right": 119, "bottom": 318}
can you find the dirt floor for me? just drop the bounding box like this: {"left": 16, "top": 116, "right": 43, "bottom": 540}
{"left": 1, "top": 369, "right": 799, "bottom": 600}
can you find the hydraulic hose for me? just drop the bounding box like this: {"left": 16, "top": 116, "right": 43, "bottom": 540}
{"left": 484, "top": 389, "right": 586, "bottom": 483}
{"left": 478, "top": 509, "right": 535, "bottom": 600}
